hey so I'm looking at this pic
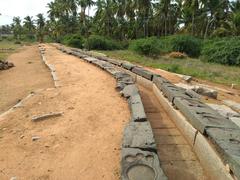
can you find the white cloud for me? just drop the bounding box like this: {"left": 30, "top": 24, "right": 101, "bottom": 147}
{"left": 0, "top": 0, "right": 53, "bottom": 25}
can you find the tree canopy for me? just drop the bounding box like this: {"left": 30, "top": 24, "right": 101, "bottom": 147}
{"left": 5, "top": 0, "right": 240, "bottom": 41}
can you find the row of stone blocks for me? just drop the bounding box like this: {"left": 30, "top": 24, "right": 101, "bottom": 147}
{"left": 39, "top": 45, "right": 60, "bottom": 87}
{"left": 59, "top": 46, "right": 168, "bottom": 180}
{"left": 65, "top": 46, "right": 240, "bottom": 179}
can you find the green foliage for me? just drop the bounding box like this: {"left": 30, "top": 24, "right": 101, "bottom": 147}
{"left": 171, "top": 35, "right": 202, "bottom": 57}
{"left": 167, "top": 64, "right": 180, "bottom": 73}
{"left": 100, "top": 50, "right": 240, "bottom": 86}
{"left": 129, "top": 37, "right": 161, "bottom": 56}
{"left": 85, "top": 35, "right": 122, "bottom": 50}
{"left": 201, "top": 38, "right": 240, "bottom": 66}
{"left": 62, "top": 34, "right": 84, "bottom": 48}
{"left": 14, "top": 41, "right": 21, "bottom": 44}
{"left": 211, "top": 27, "right": 232, "bottom": 38}
{"left": 159, "top": 36, "right": 174, "bottom": 53}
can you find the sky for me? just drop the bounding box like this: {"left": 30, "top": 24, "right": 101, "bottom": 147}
{"left": 0, "top": 0, "right": 53, "bottom": 25}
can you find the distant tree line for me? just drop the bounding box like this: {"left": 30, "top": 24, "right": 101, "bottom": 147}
{"left": 3, "top": 0, "right": 240, "bottom": 42}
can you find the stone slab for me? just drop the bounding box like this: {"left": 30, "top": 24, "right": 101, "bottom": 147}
{"left": 207, "top": 103, "right": 240, "bottom": 128}
{"left": 161, "top": 83, "right": 197, "bottom": 104}
{"left": 121, "top": 148, "right": 167, "bottom": 180}
{"left": 206, "top": 128, "right": 240, "bottom": 179}
{"left": 122, "top": 84, "right": 139, "bottom": 98}
{"left": 83, "top": 56, "right": 99, "bottom": 63}
{"left": 174, "top": 97, "right": 239, "bottom": 134}
{"left": 129, "top": 94, "right": 147, "bottom": 122}
{"left": 176, "top": 83, "right": 218, "bottom": 99}
{"left": 123, "top": 121, "right": 157, "bottom": 150}
{"left": 122, "top": 62, "right": 136, "bottom": 71}
{"left": 107, "top": 58, "right": 123, "bottom": 66}
{"left": 132, "top": 67, "right": 153, "bottom": 81}
{"left": 223, "top": 100, "right": 240, "bottom": 113}
{"left": 152, "top": 75, "right": 170, "bottom": 90}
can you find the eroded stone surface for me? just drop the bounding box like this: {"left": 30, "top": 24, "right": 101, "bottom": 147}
{"left": 161, "top": 83, "right": 196, "bottom": 104}
{"left": 123, "top": 121, "right": 157, "bottom": 150}
{"left": 174, "top": 97, "right": 238, "bottom": 134}
{"left": 121, "top": 148, "right": 167, "bottom": 180}
{"left": 128, "top": 94, "right": 147, "bottom": 122}
{"left": 207, "top": 103, "right": 240, "bottom": 128}
{"left": 206, "top": 128, "right": 240, "bottom": 179}
{"left": 122, "top": 85, "right": 139, "bottom": 98}
{"left": 223, "top": 100, "right": 240, "bottom": 113}
{"left": 175, "top": 83, "right": 218, "bottom": 99}
{"left": 122, "top": 62, "right": 136, "bottom": 71}
{"left": 132, "top": 67, "right": 153, "bottom": 81}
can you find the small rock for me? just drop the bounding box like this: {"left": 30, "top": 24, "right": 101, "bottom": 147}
{"left": 32, "top": 136, "right": 41, "bottom": 141}
{"left": 10, "top": 177, "right": 17, "bottom": 180}
{"left": 20, "top": 135, "right": 25, "bottom": 139}
{"left": 68, "top": 107, "right": 74, "bottom": 110}
{"left": 182, "top": 75, "right": 192, "bottom": 83}
{"left": 231, "top": 84, "right": 237, "bottom": 89}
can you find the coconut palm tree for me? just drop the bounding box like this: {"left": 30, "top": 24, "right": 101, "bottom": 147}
{"left": 36, "top": 13, "right": 45, "bottom": 42}
{"left": 12, "top": 16, "right": 22, "bottom": 40}
{"left": 23, "top": 16, "right": 35, "bottom": 40}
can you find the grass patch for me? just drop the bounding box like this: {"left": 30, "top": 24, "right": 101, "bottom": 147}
{"left": 99, "top": 50, "right": 240, "bottom": 86}
{"left": 0, "top": 40, "right": 21, "bottom": 60}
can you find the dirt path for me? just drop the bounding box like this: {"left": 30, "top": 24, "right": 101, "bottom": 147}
{"left": 0, "top": 45, "right": 53, "bottom": 113}
{"left": 0, "top": 45, "right": 130, "bottom": 180}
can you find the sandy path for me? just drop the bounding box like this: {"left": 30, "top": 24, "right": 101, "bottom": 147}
{"left": 0, "top": 45, "right": 130, "bottom": 180}
{"left": 0, "top": 45, "right": 53, "bottom": 113}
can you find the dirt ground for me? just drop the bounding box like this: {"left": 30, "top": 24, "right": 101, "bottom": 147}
{"left": 0, "top": 45, "right": 130, "bottom": 180}
{"left": 0, "top": 45, "right": 53, "bottom": 113}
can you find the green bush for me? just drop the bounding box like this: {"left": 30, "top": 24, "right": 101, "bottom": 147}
{"left": 14, "top": 41, "right": 21, "bottom": 44}
{"left": 201, "top": 38, "right": 240, "bottom": 66}
{"left": 62, "top": 34, "right": 84, "bottom": 48}
{"left": 129, "top": 37, "right": 161, "bottom": 56}
{"left": 171, "top": 35, "right": 202, "bottom": 57}
{"left": 85, "top": 35, "right": 122, "bottom": 50}
{"left": 159, "top": 36, "right": 174, "bottom": 53}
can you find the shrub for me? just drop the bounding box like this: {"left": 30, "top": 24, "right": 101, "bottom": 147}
{"left": 62, "top": 34, "right": 84, "bottom": 48}
{"left": 167, "top": 64, "right": 180, "bottom": 73}
{"left": 129, "top": 37, "right": 161, "bottom": 56}
{"left": 171, "top": 35, "right": 202, "bottom": 57}
{"left": 169, "top": 52, "right": 187, "bottom": 59}
{"left": 201, "top": 38, "right": 240, "bottom": 66}
{"left": 14, "top": 41, "right": 21, "bottom": 44}
{"left": 159, "top": 36, "right": 174, "bottom": 53}
{"left": 85, "top": 35, "right": 122, "bottom": 50}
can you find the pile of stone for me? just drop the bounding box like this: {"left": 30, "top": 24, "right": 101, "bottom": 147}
{"left": 0, "top": 60, "right": 14, "bottom": 70}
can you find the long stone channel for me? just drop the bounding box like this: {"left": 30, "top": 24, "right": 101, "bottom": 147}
{"left": 55, "top": 43, "right": 239, "bottom": 180}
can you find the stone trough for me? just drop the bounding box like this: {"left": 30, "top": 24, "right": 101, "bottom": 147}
{"left": 56, "top": 44, "right": 240, "bottom": 180}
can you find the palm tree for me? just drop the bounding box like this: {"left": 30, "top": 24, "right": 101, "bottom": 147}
{"left": 36, "top": 13, "right": 45, "bottom": 42}
{"left": 12, "top": 16, "right": 22, "bottom": 40}
{"left": 23, "top": 16, "right": 35, "bottom": 40}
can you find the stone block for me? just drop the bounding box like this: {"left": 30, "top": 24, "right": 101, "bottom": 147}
{"left": 129, "top": 94, "right": 147, "bottom": 122}
{"left": 132, "top": 67, "right": 153, "bottom": 81}
{"left": 174, "top": 97, "right": 239, "bottom": 134}
{"left": 122, "top": 85, "right": 139, "bottom": 98}
{"left": 206, "top": 128, "right": 240, "bottom": 179}
{"left": 122, "top": 62, "right": 136, "bottom": 71}
{"left": 121, "top": 148, "right": 167, "bottom": 180}
{"left": 123, "top": 121, "right": 157, "bottom": 150}
{"left": 161, "top": 83, "right": 196, "bottom": 103}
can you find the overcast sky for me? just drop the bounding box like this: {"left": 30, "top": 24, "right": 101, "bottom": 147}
{"left": 0, "top": 0, "right": 53, "bottom": 25}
